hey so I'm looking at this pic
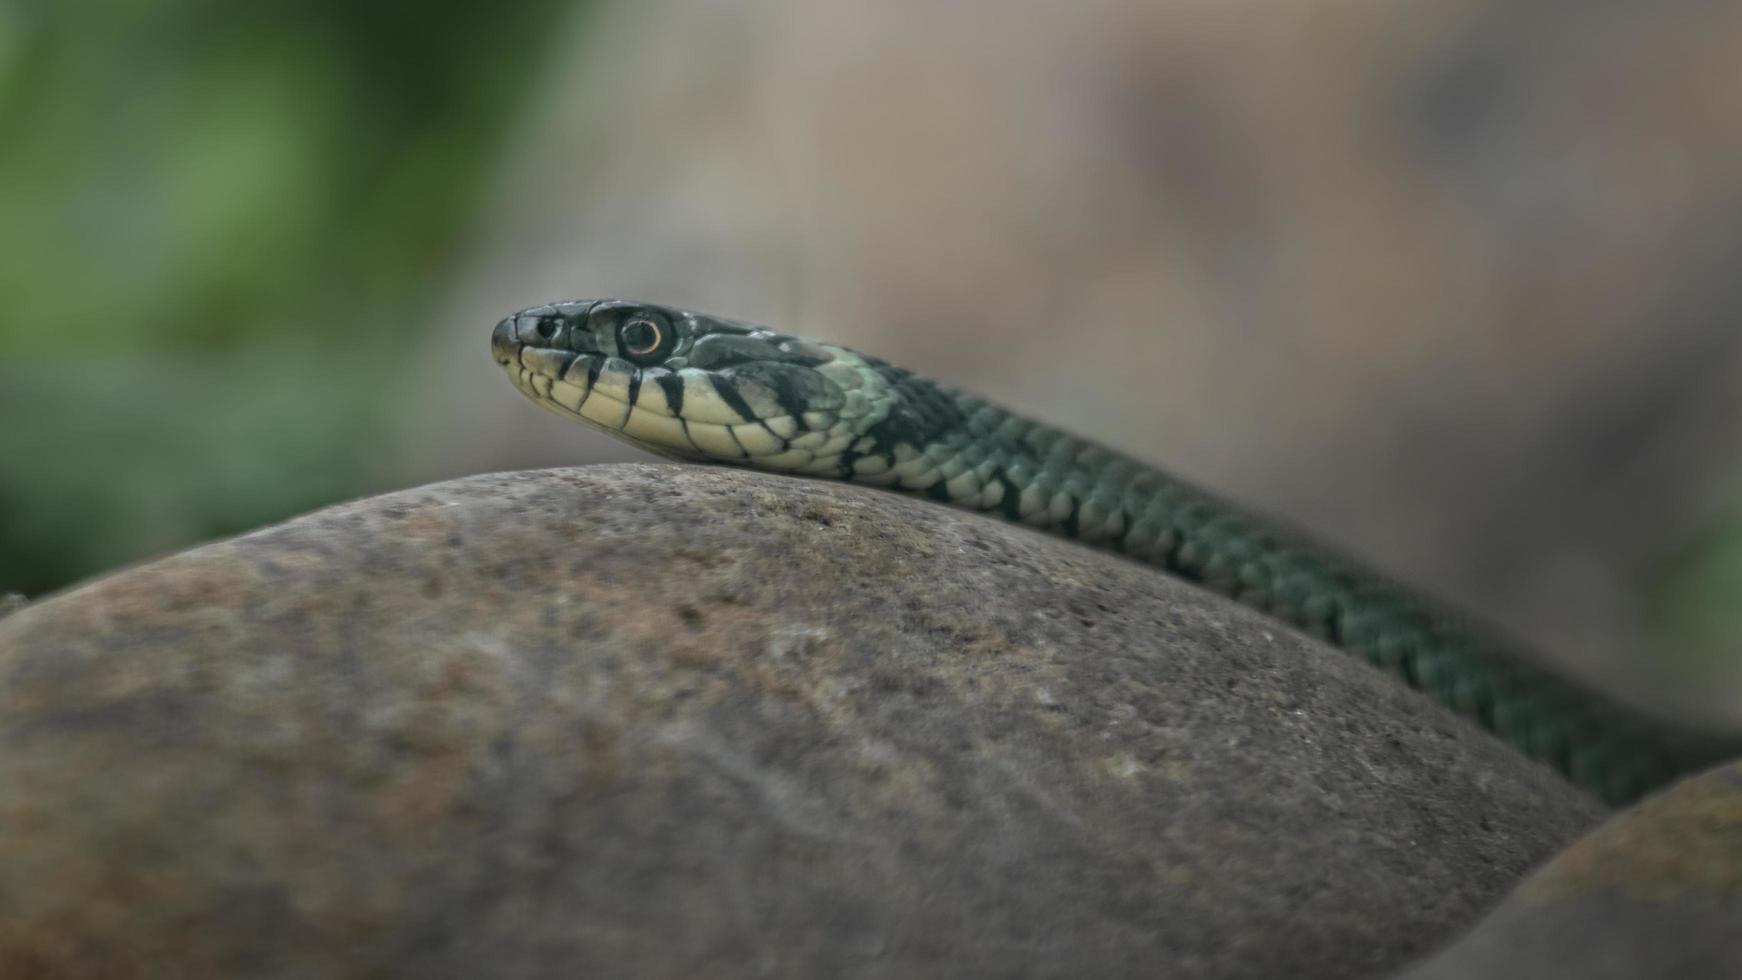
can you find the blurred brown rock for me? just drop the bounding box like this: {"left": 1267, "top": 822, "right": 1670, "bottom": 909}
{"left": 0, "top": 466, "right": 1603, "bottom": 979}
{"left": 1396, "top": 761, "right": 1742, "bottom": 980}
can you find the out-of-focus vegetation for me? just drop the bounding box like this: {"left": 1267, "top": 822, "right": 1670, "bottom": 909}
{"left": 0, "top": 0, "right": 579, "bottom": 595}
{"left": 1650, "top": 510, "right": 1742, "bottom": 673}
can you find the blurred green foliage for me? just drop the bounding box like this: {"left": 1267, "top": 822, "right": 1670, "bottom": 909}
{"left": 0, "top": 0, "right": 579, "bottom": 595}
{"left": 1649, "top": 508, "right": 1742, "bottom": 674}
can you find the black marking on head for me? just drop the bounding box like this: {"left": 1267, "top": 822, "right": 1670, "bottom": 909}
{"left": 759, "top": 420, "right": 791, "bottom": 449}
{"left": 764, "top": 376, "right": 812, "bottom": 424}
{"left": 626, "top": 370, "right": 643, "bottom": 410}
{"left": 707, "top": 374, "right": 759, "bottom": 424}
{"left": 717, "top": 359, "right": 846, "bottom": 429}
{"left": 585, "top": 358, "right": 603, "bottom": 389}
{"left": 654, "top": 372, "right": 685, "bottom": 417}
{"left": 851, "top": 358, "right": 971, "bottom": 462}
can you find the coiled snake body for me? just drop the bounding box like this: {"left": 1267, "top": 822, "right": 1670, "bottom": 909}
{"left": 492, "top": 298, "right": 1740, "bottom": 804}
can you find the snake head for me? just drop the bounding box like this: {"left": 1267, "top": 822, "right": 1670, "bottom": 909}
{"left": 492, "top": 299, "right": 884, "bottom": 469}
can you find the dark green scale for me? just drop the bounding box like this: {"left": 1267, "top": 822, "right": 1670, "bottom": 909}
{"left": 862, "top": 362, "right": 1742, "bottom": 805}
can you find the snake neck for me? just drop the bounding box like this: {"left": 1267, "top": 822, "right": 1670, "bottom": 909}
{"left": 835, "top": 362, "right": 1738, "bottom": 805}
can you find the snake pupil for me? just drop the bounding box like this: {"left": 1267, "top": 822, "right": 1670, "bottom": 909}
{"left": 620, "top": 318, "right": 663, "bottom": 357}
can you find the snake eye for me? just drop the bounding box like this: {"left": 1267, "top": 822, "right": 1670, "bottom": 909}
{"left": 534, "top": 317, "right": 560, "bottom": 341}
{"left": 617, "top": 314, "right": 672, "bottom": 363}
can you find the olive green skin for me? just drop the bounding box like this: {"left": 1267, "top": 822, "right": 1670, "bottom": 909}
{"left": 493, "top": 299, "right": 1740, "bottom": 804}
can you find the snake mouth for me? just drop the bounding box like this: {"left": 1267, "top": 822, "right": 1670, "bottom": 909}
{"left": 494, "top": 336, "right": 683, "bottom": 455}
{"left": 497, "top": 339, "right": 850, "bottom": 466}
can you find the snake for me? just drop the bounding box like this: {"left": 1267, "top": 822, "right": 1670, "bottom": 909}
{"left": 490, "top": 298, "right": 1741, "bottom": 805}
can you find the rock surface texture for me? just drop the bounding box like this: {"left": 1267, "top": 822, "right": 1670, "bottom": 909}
{"left": 0, "top": 465, "right": 1606, "bottom": 979}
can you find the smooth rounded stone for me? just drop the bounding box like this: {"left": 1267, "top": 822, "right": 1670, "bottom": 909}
{"left": 1395, "top": 760, "right": 1742, "bottom": 980}
{"left": 0, "top": 464, "right": 1604, "bottom": 979}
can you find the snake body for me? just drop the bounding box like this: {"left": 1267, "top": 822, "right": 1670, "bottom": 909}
{"left": 491, "top": 298, "right": 1739, "bottom": 804}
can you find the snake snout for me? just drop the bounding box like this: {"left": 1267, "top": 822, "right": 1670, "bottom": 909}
{"left": 490, "top": 317, "right": 520, "bottom": 366}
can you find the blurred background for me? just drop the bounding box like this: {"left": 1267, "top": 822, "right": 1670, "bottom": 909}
{"left": 4, "top": 0, "right": 1741, "bottom": 715}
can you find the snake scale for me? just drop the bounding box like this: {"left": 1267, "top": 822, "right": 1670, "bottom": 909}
{"left": 491, "top": 298, "right": 1740, "bottom": 805}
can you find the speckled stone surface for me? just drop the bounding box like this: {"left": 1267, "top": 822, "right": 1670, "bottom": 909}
{"left": 1395, "top": 759, "right": 1742, "bottom": 980}
{"left": 0, "top": 465, "right": 1604, "bottom": 979}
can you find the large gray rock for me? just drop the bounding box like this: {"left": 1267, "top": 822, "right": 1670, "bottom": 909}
{"left": 1396, "top": 760, "right": 1742, "bottom": 980}
{"left": 0, "top": 465, "right": 1603, "bottom": 979}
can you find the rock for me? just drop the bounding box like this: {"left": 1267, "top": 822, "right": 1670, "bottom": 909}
{"left": 0, "top": 465, "right": 1603, "bottom": 979}
{"left": 1394, "top": 760, "right": 1742, "bottom": 980}
{"left": 0, "top": 593, "right": 23, "bottom": 619}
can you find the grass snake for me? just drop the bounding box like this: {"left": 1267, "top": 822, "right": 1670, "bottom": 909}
{"left": 491, "top": 298, "right": 1740, "bottom": 805}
